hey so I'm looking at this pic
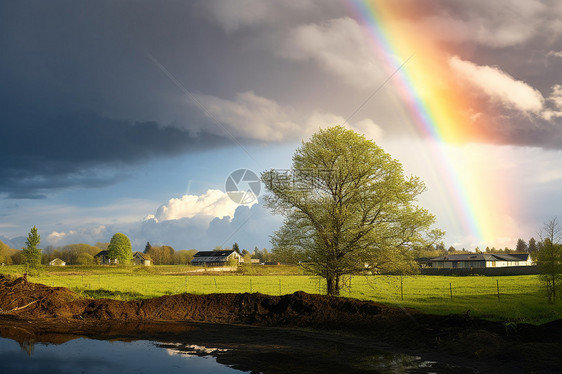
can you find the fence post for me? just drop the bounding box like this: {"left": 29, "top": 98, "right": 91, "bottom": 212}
{"left": 400, "top": 275, "right": 404, "bottom": 301}
{"left": 250, "top": 279, "right": 253, "bottom": 293}
{"left": 496, "top": 279, "right": 500, "bottom": 302}
{"left": 214, "top": 277, "right": 217, "bottom": 290}
{"left": 449, "top": 282, "right": 453, "bottom": 301}
{"left": 279, "top": 279, "right": 282, "bottom": 295}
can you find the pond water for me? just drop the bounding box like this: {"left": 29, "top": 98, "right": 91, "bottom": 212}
{"left": 0, "top": 337, "right": 246, "bottom": 374}
{"left": 0, "top": 333, "right": 470, "bottom": 373}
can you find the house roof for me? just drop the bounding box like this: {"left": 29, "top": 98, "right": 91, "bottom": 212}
{"left": 49, "top": 258, "right": 65, "bottom": 263}
{"left": 133, "top": 252, "right": 151, "bottom": 260}
{"left": 193, "top": 250, "right": 236, "bottom": 258}
{"left": 508, "top": 253, "right": 530, "bottom": 261}
{"left": 94, "top": 250, "right": 109, "bottom": 258}
{"left": 430, "top": 253, "right": 529, "bottom": 262}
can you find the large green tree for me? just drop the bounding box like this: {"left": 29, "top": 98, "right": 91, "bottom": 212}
{"left": 107, "top": 233, "right": 133, "bottom": 264}
{"left": 262, "top": 126, "right": 442, "bottom": 295}
{"left": 537, "top": 218, "right": 562, "bottom": 303}
{"left": 22, "top": 226, "right": 41, "bottom": 271}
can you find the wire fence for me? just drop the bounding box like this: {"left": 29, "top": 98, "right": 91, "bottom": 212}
{"left": 26, "top": 273, "right": 552, "bottom": 303}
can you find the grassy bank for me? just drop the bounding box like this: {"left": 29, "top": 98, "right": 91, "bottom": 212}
{"left": 1, "top": 265, "right": 560, "bottom": 324}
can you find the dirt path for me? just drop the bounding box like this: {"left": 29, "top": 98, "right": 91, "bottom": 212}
{"left": 1, "top": 275, "right": 561, "bottom": 373}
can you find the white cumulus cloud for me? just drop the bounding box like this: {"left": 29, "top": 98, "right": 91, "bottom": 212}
{"left": 193, "top": 91, "right": 384, "bottom": 143}
{"left": 449, "top": 56, "right": 545, "bottom": 114}
{"left": 46, "top": 231, "right": 67, "bottom": 244}
{"left": 194, "top": 91, "right": 302, "bottom": 142}
{"left": 155, "top": 189, "right": 254, "bottom": 223}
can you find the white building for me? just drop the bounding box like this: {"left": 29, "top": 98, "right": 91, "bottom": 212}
{"left": 49, "top": 258, "right": 66, "bottom": 266}
{"left": 429, "top": 253, "right": 532, "bottom": 269}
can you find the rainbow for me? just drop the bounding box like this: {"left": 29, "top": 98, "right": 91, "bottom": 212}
{"left": 345, "top": 0, "right": 506, "bottom": 246}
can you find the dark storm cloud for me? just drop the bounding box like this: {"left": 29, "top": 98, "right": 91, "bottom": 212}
{"left": 0, "top": 1, "right": 253, "bottom": 198}
{"left": 0, "top": 110, "right": 233, "bottom": 198}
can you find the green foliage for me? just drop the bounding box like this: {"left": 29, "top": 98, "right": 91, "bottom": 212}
{"left": 76, "top": 252, "right": 94, "bottom": 265}
{"left": 146, "top": 245, "right": 177, "bottom": 265}
{"left": 0, "top": 241, "right": 16, "bottom": 265}
{"left": 253, "top": 247, "right": 274, "bottom": 263}
{"left": 107, "top": 233, "right": 133, "bottom": 264}
{"left": 537, "top": 218, "right": 562, "bottom": 303}
{"left": 227, "top": 255, "right": 240, "bottom": 267}
{"left": 232, "top": 242, "right": 240, "bottom": 254}
{"left": 42, "top": 243, "right": 101, "bottom": 265}
{"left": 144, "top": 242, "right": 152, "bottom": 254}
{"left": 516, "top": 238, "right": 528, "bottom": 252}
{"left": 262, "top": 126, "right": 443, "bottom": 295}
{"left": 175, "top": 249, "right": 198, "bottom": 265}
{"left": 22, "top": 226, "right": 41, "bottom": 271}
{"left": 528, "top": 237, "right": 538, "bottom": 254}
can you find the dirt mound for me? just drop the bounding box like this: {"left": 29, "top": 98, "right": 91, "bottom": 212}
{"left": 0, "top": 275, "right": 405, "bottom": 327}
{"left": 0, "top": 275, "right": 86, "bottom": 319}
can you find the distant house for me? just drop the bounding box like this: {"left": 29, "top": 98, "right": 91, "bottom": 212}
{"left": 191, "top": 250, "right": 242, "bottom": 266}
{"left": 132, "top": 252, "right": 151, "bottom": 266}
{"left": 49, "top": 258, "right": 66, "bottom": 266}
{"left": 94, "top": 250, "right": 119, "bottom": 265}
{"left": 428, "top": 253, "right": 532, "bottom": 269}
{"left": 414, "top": 257, "right": 433, "bottom": 268}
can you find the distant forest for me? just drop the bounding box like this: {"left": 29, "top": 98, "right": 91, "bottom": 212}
{"left": 0, "top": 240, "right": 276, "bottom": 266}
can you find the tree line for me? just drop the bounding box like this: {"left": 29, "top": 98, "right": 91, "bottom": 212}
{"left": 0, "top": 232, "right": 199, "bottom": 266}
{"left": 143, "top": 242, "right": 197, "bottom": 265}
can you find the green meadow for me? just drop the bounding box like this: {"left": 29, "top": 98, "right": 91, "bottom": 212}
{"left": 1, "top": 265, "right": 560, "bottom": 324}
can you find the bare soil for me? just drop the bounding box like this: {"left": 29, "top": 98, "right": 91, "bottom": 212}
{"left": 1, "top": 274, "right": 561, "bottom": 373}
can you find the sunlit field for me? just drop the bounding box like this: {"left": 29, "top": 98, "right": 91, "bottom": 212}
{"left": 2, "top": 265, "right": 560, "bottom": 324}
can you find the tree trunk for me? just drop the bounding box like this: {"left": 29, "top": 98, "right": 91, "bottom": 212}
{"left": 326, "top": 275, "right": 341, "bottom": 296}
{"left": 553, "top": 276, "right": 557, "bottom": 303}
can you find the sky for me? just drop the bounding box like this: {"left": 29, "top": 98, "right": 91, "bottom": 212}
{"left": 2, "top": 0, "right": 562, "bottom": 252}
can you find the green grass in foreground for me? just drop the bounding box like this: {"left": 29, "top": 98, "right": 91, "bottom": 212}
{"left": 1, "top": 265, "right": 560, "bottom": 324}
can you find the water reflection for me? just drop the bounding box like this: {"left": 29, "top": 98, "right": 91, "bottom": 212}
{"left": 0, "top": 337, "right": 246, "bottom": 374}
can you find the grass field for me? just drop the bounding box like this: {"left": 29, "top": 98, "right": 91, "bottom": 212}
{"left": 2, "top": 265, "right": 560, "bottom": 324}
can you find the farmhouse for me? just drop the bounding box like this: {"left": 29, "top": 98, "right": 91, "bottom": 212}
{"left": 94, "top": 250, "right": 119, "bottom": 265}
{"left": 191, "top": 250, "right": 242, "bottom": 266}
{"left": 428, "top": 253, "right": 532, "bottom": 269}
{"left": 132, "top": 252, "right": 151, "bottom": 266}
{"left": 49, "top": 258, "right": 66, "bottom": 266}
